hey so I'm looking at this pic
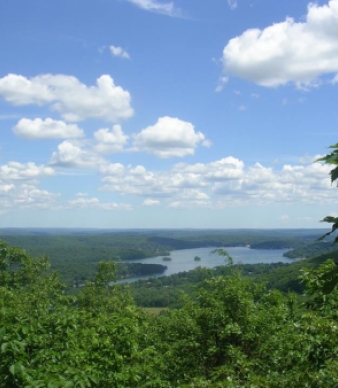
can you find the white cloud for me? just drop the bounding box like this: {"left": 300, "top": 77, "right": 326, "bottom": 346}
{"left": 94, "top": 125, "right": 129, "bottom": 154}
{"left": 223, "top": 1, "right": 338, "bottom": 87}
{"left": 69, "top": 197, "right": 100, "bottom": 207}
{"left": 0, "top": 162, "right": 54, "bottom": 180}
{"left": 169, "top": 199, "right": 210, "bottom": 209}
{"left": 0, "top": 181, "right": 59, "bottom": 212}
{"left": 68, "top": 196, "right": 132, "bottom": 210}
{"left": 13, "top": 118, "right": 84, "bottom": 140}
{"left": 100, "top": 158, "right": 240, "bottom": 198}
{"left": 13, "top": 185, "right": 59, "bottom": 208}
{"left": 124, "top": 0, "right": 181, "bottom": 17}
{"left": 0, "top": 74, "right": 133, "bottom": 122}
{"left": 175, "top": 157, "right": 244, "bottom": 181}
{"left": 215, "top": 77, "right": 228, "bottom": 92}
{"left": 143, "top": 198, "right": 160, "bottom": 206}
{"left": 227, "top": 0, "right": 238, "bottom": 10}
{"left": 0, "top": 74, "right": 54, "bottom": 105}
{"left": 100, "top": 164, "right": 168, "bottom": 196}
{"left": 99, "top": 163, "right": 125, "bottom": 176}
{"left": 110, "top": 45, "right": 130, "bottom": 59}
{"left": 0, "top": 184, "right": 14, "bottom": 194}
{"left": 50, "top": 140, "right": 105, "bottom": 169}
{"left": 213, "top": 162, "right": 333, "bottom": 206}
{"left": 133, "top": 116, "right": 209, "bottom": 158}
{"left": 0, "top": 162, "right": 58, "bottom": 212}
{"left": 99, "top": 156, "right": 335, "bottom": 209}
{"left": 100, "top": 202, "right": 132, "bottom": 210}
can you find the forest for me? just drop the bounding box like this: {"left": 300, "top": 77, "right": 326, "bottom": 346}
{"left": 1, "top": 236, "right": 338, "bottom": 387}
{"left": 0, "top": 228, "right": 327, "bottom": 287}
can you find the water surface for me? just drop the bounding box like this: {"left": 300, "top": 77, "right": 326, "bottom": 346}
{"left": 117, "top": 246, "right": 291, "bottom": 283}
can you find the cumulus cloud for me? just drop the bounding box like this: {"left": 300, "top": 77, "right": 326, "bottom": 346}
{"left": 94, "top": 125, "right": 129, "bottom": 154}
{"left": 0, "top": 74, "right": 133, "bottom": 122}
{"left": 110, "top": 45, "right": 130, "bottom": 59}
{"left": 50, "top": 140, "right": 105, "bottom": 169}
{"left": 13, "top": 185, "right": 60, "bottom": 208}
{"left": 169, "top": 199, "right": 210, "bottom": 209}
{"left": 99, "top": 157, "right": 334, "bottom": 208}
{"left": 13, "top": 118, "right": 84, "bottom": 140}
{"left": 143, "top": 198, "right": 160, "bottom": 206}
{"left": 68, "top": 196, "right": 132, "bottom": 210}
{"left": 100, "top": 158, "right": 244, "bottom": 199}
{"left": 222, "top": 0, "right": 338, "bottom": 87}
{"left": 124, "top": 0, "right": 181, "bottom": 17}
{"left": 0, "top": 162, "right": 58, "bottom": 213}
{"left": 69, "top": 197, "right": 100, "bottom": 207}
{"left": 100, "top": 164, "right": 168, "bottom": 196}
{"left": 133, "top": 116, "right": 209, "bottom": 158}
{"left": 0, "top": 184, "right": 14, "bottom": 194}
{"left": 0, "top": 162, "right": 54, "bottom": 180}
{"left": 175, "top": 157, "right": 244, "bottom": 181}
{"left": 0, "top": 181, "right": 59, "bottom": 213}
{"left": 100, "top": 202, "right": 132, "bottom": 210}
{"left": 99, "top": 163, "right": 125, "bottom": 176}
{"left": 213, "top": 161, "right": 333, "bottom": 206}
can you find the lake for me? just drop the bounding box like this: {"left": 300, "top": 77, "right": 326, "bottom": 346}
{"left": 117, "top": 246, "right": 291, "bottom": 283}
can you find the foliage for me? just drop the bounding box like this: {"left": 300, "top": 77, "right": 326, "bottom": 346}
{"left": 154, "top": 271, "right": 338, "bottom": 387}
{"left": 0, "top": 241, "right": 152, "bottom": 387}
{"left": 2, "top": 238, "right": 338, "bottom": 387}
{"left": 317, "top": 143, "right": 338, "bottom": 244}
{"left": 283, "top": 241, "right": 334, "bottom": 259}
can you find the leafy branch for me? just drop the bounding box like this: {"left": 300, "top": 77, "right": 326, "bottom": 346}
{"left": 317, "top": 143, "right": 338, "bottom": 243}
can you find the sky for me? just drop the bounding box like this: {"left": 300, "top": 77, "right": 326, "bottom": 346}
{"left": 1, "top": 0, "right": 338, "bottom": 229}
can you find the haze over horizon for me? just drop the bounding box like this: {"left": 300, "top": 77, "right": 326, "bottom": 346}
{"left": 1, "top": 0, "right": 338, "bottom": 228}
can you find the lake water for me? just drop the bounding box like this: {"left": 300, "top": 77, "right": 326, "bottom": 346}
{"left": 117, "top": 246, "right": 291, "bottom": 283}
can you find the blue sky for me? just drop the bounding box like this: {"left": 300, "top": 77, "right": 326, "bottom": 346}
{"left": 0, "top": 0, "right": 338, "bottom": 228}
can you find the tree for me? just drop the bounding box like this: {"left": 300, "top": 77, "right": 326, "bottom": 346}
{"left": 311, "top": 143, "right": 338, "bottom": 294}
{"left": 0, "top": 241, "right": 155, "bottom": 387}
{"left": 317, "top": 143, "right": 338, "bottom": 243}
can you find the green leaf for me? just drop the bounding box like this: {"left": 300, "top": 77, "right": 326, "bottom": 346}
{"left": 331, "top": 166, "right": 338, "bottom": 183}
{"left": 1, "top": 342, "right": 8, "bottom": 353}
{"left": 9, "top": 363, "right": 24, "bottom": 375}
{"left": 21, "top": 326, "right": 29, "bottom": 335}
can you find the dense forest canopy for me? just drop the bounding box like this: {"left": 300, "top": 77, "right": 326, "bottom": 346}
{"left": 1, "top": 237, "right": 338, "bottom": 387}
